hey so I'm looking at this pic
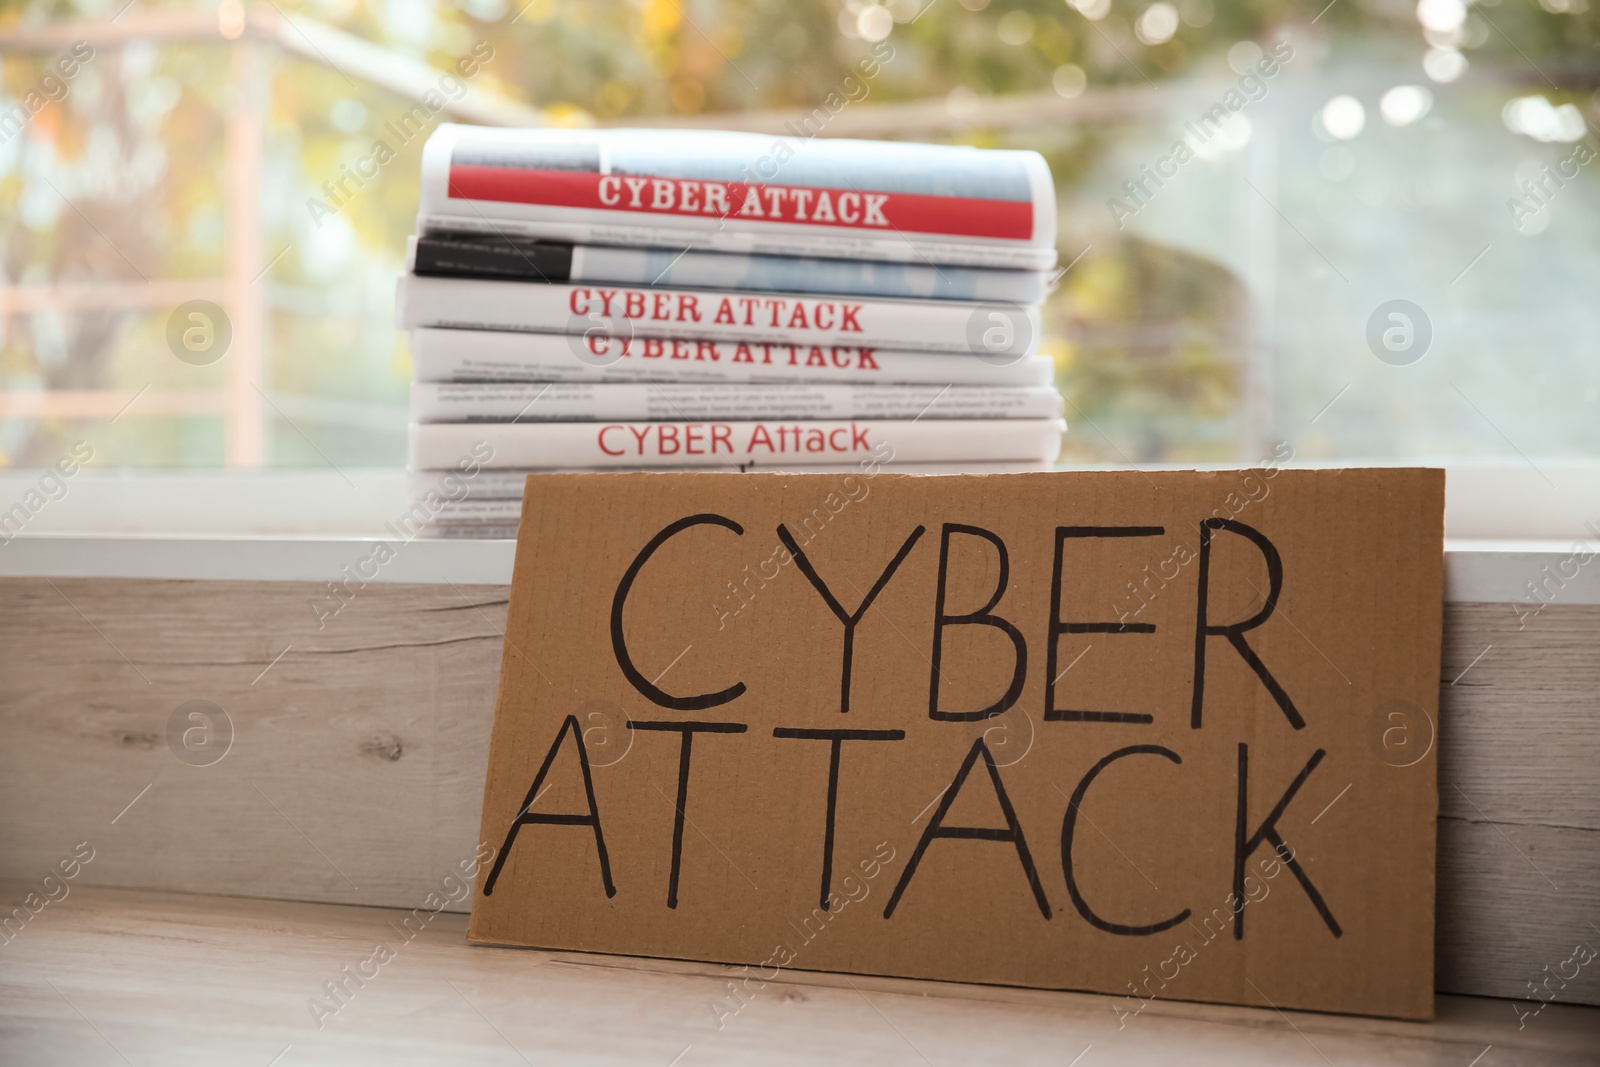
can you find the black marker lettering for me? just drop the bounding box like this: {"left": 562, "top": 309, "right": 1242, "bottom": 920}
{"left": 1234, "top": 743, "right": 1340, "bottom": 939}
{"left": 883, "top": 738, "right": 1051, "bottom": 919}
{"left": 1191, "top": 518, "right": 1304, "bottom": 730}
{"left": 773, "top": 727, "right": 906, "bottom": 909}
{"left": 928, "top": 523, "right": 1027, "bottom": 722}
{"left": 613, "top": 514, "right": 746, "bottom": 710}
{"left": 483, "top": 714, "right": 614, "bottom": 898}
{"left": 1061, "top": 744, "right": 1190, "bottom": 935}
{"left": 1046, "top": 527, "right": 1164, "bottom": 724}
{"left": 778, "top": 523, "right": 924, "bottom": 713}
{"left": 628, "top": 720, "right": 748, "bottom": 908}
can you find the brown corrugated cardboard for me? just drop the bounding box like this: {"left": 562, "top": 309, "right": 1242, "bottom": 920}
{"left": 469, "top": 468, "right": 1444, "bottom": 1020}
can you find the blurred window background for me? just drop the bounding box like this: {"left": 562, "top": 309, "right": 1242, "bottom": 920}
{"left": 1, "top": 0, "right": 1596, "bottom": 471}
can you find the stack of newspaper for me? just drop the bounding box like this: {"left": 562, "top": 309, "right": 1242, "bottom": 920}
{"left": 398, "top": 124, "right": 1066, "bottom": 537}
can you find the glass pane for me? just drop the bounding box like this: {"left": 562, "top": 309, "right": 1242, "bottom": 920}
{"left": 1, "top": 1, "right": 1594, "bottom": 469}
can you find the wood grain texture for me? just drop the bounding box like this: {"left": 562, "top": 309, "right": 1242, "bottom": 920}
{"left": 2, "top": 886, "right": 1597, "bottom": 1067}
{"left": 1435, "top": 604, "right": 1600, "bottom": 1005}
{"left": 1440, "top": 603, "right": 1600, "bottom": 830}
{"left": 1, "top": 579, "right": 1595, "bottom": 1005}
{"left": 0, "top": 577, "right": 506, "bottom": 911}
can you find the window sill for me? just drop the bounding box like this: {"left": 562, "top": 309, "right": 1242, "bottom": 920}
{"left": 0, "top": 530, "right": 1589, "bottom": 606}
{"left": 1, "top": 465, "right": 1595, "bottom": 601}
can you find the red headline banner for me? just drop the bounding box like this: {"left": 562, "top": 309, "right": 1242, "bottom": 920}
{"left": 447, "top": 165, "right": 1034, "bottom": 241}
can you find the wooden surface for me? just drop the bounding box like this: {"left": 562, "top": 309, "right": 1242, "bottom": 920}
{"left": 1, "top": 886, "right": 1596, "bottom": 1066}
{"left": 0, "top": 577, "right": 1595, "bottom": 1006}
{"left": 1436, "top": 603, "right": 1600, "bottom": 1006}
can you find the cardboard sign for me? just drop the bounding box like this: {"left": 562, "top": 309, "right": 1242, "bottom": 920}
{"left": 470, "top": 469, "right": 1443, "bottom": 1020}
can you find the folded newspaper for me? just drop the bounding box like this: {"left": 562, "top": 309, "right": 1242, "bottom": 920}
{"left": 410, "top": 418, "right": 1066, "bottom": 469}
{"left": 408, "top": 234, "right": 1054, "bottom": 304}
{"left": 418, "top": 124, "right": 1058, "bottom": 270}
{"left": 396, "top": 273, "right": 1041, "bottom": 356}
{"left": 410, "top": 382, "right": 1065, "bottom": 423}
{"left": 407, "top": 327, "right": 1055, "bottom": 387}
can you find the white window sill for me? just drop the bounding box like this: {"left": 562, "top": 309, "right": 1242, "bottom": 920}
{"left": 5, "top": 461, "right": 1599, "bottom": 536}
{"left": 0, "top": 466, "right": 1595, "bottom": 603}
{"left": 0, "top": 531, "right": 1590, "bottom": 606}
